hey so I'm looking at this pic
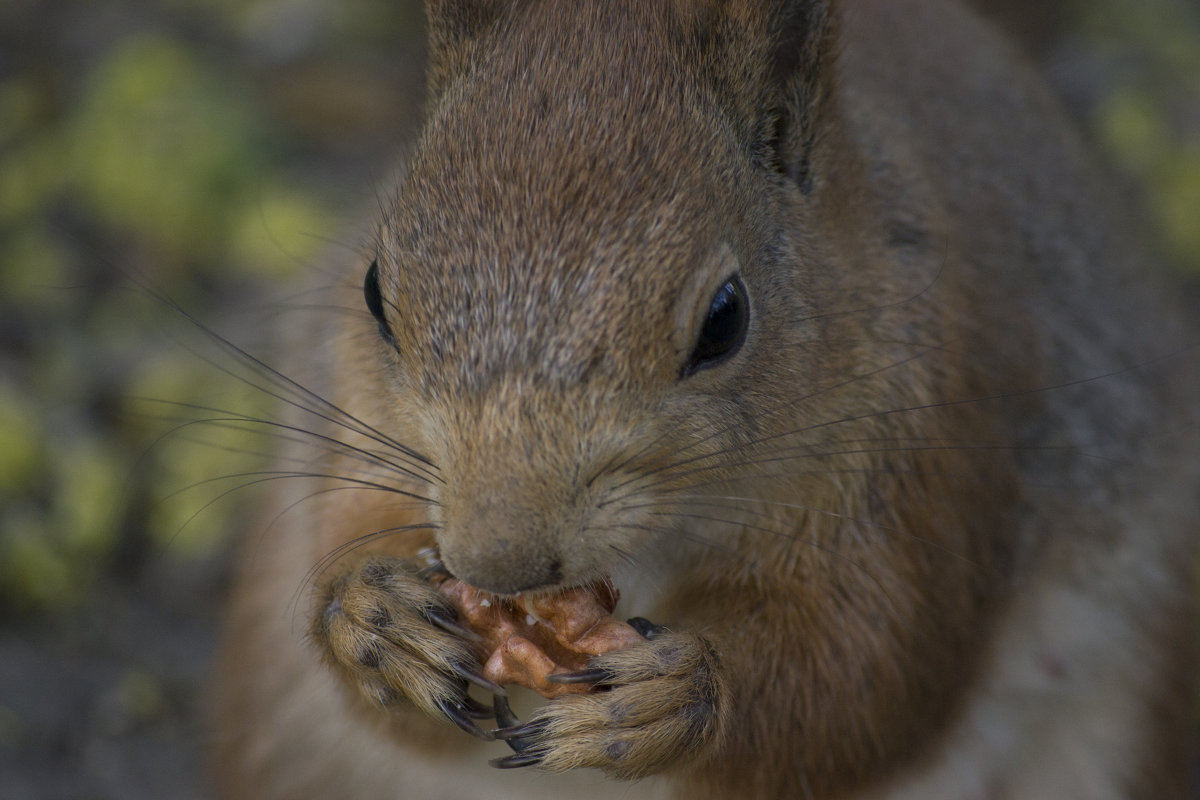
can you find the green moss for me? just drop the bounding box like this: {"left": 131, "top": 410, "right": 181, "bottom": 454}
{"left": 1099, "top": 89, "right": 1169, "bottom": 175}
{"left": 0, "top": 77, "right": 62, "bottom": 225}
{"left": 0, "top": 509, "right": 81, "bottom": 612}
{"left": 52, "top": 438, "right": 126, "bottom": 562}
{"left": 0, "top": 225, "right": 72, "bottom": 303}
{"left": 0, "top": 413, "right": 126, "bottom": 611}
{"left": 1100, "top": 87, "right": 1200, "bottom": 274}
{"left": 0, "top": 78, "right": 41, "bottom": 148}
{"left": 0, "top": 132, "right": 68, "bottom": 227}
{"left": 68, "top": 36, "right": 265, "bottom": 268}
{"left": 1155, "top": 147, "right": 1200, "bottom": 270}
{"left": 1081, "top": 0, "right": 1200, "bottom": 273}
{"left": 61, "top": 35, "right": 339, "bottom": 278}
{"left": 0, "top": 386, "right": 44, "bottom": 494}
{"left": 116, "top": 668, "right": 168, "bottom": 722}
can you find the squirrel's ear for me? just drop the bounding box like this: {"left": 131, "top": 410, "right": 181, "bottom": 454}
{"left": 423, "top": 0, "right": 512, "bottom": 99}
{"left": 767, "top": 2, "right": 837, "bottom": 191}
{"left": 693, "top": 0, "right": 838, "bottom": 191}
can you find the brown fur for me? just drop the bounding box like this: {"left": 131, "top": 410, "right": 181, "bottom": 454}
{"left": 210, "top": 1, "right": 1199, "bottom": 798}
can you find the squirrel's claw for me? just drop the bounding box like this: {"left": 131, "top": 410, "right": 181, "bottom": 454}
{"left": 627, "top": 616, "right": 668, "bottom": 640}
{"left": 490, "top": 752, "right": 546, "bottom": 769}
{"left": 459, "top": 696, "right": 496, "bottom": 719}
{"left": 451, "top": 662, "right": 507, "bottom": 696}
{"left": 493, "top": 718, "right": 549, "bottom": 742}
{"left": 426, "top": 608, "right": 485, "bottom": 644}
{"left": 493, "top": 694, "right": 520, "bottom": 729}
{"left": 545, "top": 667, "right": 613, "bottom": 685}
{"left": 491, "top": 696, "right": 545, "bottom": 754}
{"left": 437, "top": 699, "right": 495, "bottom": 740}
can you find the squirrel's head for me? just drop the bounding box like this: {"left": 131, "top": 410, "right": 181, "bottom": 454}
{"left": 366, "top": 0, "right": 854, "bottom": 595}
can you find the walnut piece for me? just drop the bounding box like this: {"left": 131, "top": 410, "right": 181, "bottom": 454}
{"left": 431, "top": 575, "right": 643, "bottom": 698}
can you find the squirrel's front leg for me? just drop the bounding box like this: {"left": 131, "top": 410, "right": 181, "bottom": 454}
{"left": 491, "top": 622, "right": 727, "bottom": 779}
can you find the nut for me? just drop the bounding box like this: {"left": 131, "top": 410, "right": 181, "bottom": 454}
{"left": 431, "top": 575, "right": 643, "bottom": 698}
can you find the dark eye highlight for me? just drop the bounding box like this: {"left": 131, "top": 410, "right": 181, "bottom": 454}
{"left": 364, "top": 259, "right": 395, "bottom": 345}
{"left": 683, "top": 275, "right": 749, "bottom": 377}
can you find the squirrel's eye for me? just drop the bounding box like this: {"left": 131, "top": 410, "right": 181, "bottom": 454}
{"left": 364, "top": 259, "right": 395, "bottom": 345}
{"left": 683, "top": 275, "right": 749, "bottom": 376}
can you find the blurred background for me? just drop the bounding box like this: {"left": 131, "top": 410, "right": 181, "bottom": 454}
{"left": 0, "top": 1, "right": 1197, "bottom": 797}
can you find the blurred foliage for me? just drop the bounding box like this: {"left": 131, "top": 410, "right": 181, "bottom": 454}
{"left": 0, "top": 0, "right": 1197, "bottom": 616}
{"left": 0, "top": 0, "right": 425, "bottom": 615}
{"left": 1073, "top": 0, "right": 1200, "bottom": 271}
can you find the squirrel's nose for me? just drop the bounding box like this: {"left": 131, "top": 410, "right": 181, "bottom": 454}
{"left": 438, "top": 538, "right": 565, "bottom": 596}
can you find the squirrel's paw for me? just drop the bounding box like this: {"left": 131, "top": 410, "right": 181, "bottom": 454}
{"left": 491, "top": 628, "right": 723, "bottom": 779}
{"left": 310, "top": 556, "right": 499, "bottom": 739}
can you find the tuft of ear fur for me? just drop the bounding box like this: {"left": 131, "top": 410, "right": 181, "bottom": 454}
{"left": 682, "top": 0, "right": 838, "bottom": 189}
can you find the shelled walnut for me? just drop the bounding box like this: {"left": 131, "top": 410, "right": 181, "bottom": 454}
{"left": 431, "top": 573, "right": 644, "bottom": 698}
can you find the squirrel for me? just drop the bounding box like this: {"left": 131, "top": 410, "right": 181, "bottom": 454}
{"left": 210, "top": 1, "right": 1199, "bottom": 798}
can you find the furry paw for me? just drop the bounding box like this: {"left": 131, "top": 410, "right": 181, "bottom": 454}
{"left": 311, "top": 556, "right": 499, "bottom": 738}
{"left": 491, "top": 630, "right": 724, "bottom": 779}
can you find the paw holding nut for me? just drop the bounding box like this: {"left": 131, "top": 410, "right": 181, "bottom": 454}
{"left": 314, "top": 554, "right": 723, "bottom": 777}
{"left": 489, "top": 628, "right": 725, "bottom": 778}
{"left": 423, "top": 556, "right": 724, "bottom": 777}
